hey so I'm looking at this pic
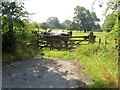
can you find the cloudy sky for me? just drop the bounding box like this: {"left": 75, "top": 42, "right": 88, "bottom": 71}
{"left": 24, "top": 0, "right": 108, "bottom": 25}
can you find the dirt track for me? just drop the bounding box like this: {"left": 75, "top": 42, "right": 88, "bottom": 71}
{"left": 2, "top": 57, "right": 92, "bottom": 88}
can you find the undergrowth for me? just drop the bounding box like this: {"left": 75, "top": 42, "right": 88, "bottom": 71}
{"left": 2, "top": 43, "right": 42, "bottom": 65}
{"left": 75, "top": 43, "right": 118, "bottom": 88}
{"left": 2, "top": 32, "right": 43, "bottom": 65}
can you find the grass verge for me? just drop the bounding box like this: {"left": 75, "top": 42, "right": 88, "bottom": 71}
{"left": 42, "top": 48, "right": 75, "bottom": 59}
{"left": 75, "top": 44, "right": 118, "bottom": 88}
{"left": 2, "top": 43, "right": 43, "bottom": 65}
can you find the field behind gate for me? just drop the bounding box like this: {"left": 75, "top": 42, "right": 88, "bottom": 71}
{"left": 37, "top": 29, "right": 107, "bottom": 48}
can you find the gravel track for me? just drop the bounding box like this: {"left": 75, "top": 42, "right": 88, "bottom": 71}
{"left": 2, "top": 57, "right": 92, "bottom": 88}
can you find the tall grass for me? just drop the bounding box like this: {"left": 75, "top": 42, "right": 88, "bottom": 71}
{"left": 75, "top": 44, "right": 118, "bottom": 88}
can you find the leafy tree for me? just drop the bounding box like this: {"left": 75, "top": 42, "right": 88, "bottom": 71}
{"left": 106, "top": 0, "right": 120, "bottom": 38}
{"left": 32, "top": 22, "right": 39, "bottom": 29}
{"left": 96, "top": 24, "right": 101, "bottom": 31}
{"left": 63, "top": 19, "right": 72, "bottom": 29}
{"left": 94, "top": 0, "right": 120, "bottom": 38}
{"left": 59, "top": 23, "right": 65, "bottom": 29}
{"left": 2, "top": 1, "right": 28, "bottom": 53}
{"left": 102, "top": 13, "right": 117, "bottom": 32}
{"left": 69, "top": 21, "right": 80, "bottom": 30}
{"left": 40, "top": 22, "right": 51, "bottom": 30}
{"left": 109, "top": 15, "right": 119, "bottom": 39}
{"left": 47, "top": 16, "right": 60, "bottom": 29}
{"left": 23, "top": 19, "right": 36, "bottom": 31}
{"left": 73, "top": 6, "right": 100, "bottom": 32}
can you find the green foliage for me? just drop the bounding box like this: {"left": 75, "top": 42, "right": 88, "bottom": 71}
{"left": 73, "top": 6, "right": 100, "bottom": 32}
{"left": 2, "top": 30, "right": 17, "bottom": 53}
{"left": 106, "top": 20, "right": 118, "bottom": 39}
{"left": 102, "top": 12, "right": 117, "bottom": 32}
{"left": 2, "top": 31, "right": 41, "bottom": 64}
{"left": 59, "top": 23, "right": 65, "bottom": 29}
{"left": 2, "top": 2, "right": 41, "bottom": 64}
{"left": 2, "top": 1, "right": 28, "bottom": 53}
{"left": 43, "top": 49, "right": 75, "bottom": 59}
{"left": 99, "top": 0, "right": 120, "bottom": 40}
{"left": 40, "top": 22, "right": 51, "bottom": 30}
{"left": 62, "top": 19, "right": 72, "bottom": 30}
{"left": 47, "top": 16, "right": 60, "bottom": 29}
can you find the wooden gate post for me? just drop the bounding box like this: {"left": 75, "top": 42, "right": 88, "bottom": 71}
{"left": 88, "top": 32, "right": 96, "bottom": 43}
{"left": 99, "top": 38, "right": 101, "bottom": 44}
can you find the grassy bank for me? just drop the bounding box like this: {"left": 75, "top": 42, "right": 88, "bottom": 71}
{"left": 2, "top": 43, "right": 42, "bottom": 65}
{"left": 75, "top": 44, "right": 118, "bottom": 88}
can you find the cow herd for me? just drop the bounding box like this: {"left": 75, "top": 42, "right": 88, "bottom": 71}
{"left": 43, "top": 28, "right": 72, "bottom": 36}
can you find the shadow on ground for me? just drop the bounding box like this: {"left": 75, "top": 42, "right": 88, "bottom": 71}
{"left": 2, "top": 57, "right": 89, "bottom": 88}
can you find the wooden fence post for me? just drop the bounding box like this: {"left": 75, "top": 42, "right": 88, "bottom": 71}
{"left": 114, "top": 39, "right": 118, "bottom": 49}
{"left": 88, "top": 32, "right": 96, "bottom": 43}
{"left": 98, "top": 38, "right": 101, "bottom": 48}
{"left": 99, "top": 38, "right": 101, "bottom": 44}
{"left": 104, "top": 36, "right": 107, "bottom": 50}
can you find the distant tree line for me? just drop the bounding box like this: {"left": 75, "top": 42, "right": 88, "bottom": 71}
{"left": 39, "top": 6, "right": 101, "bottom": 32}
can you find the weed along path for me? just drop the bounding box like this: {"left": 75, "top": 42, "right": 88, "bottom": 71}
{"left": 2, "top": 57, "right": 92, "bottom": 88}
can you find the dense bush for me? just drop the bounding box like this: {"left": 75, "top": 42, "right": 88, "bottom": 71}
{"left": 2, "top": 31, "right": 41, "bottom": 64}
{"left": 2, "top": 30, "right": 17, "bottom": 53}
{"left": 2, "top": 2, "right": 42, "bottom": 64}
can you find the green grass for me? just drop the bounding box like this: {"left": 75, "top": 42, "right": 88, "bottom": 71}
{"left": 2, "top": 43, "right": 42, "bottom": 64}
{"left": 72, "top": 30, "right": 106, "bottom": 36}
{"left": 75, "top": 44, "right": 118, "bottom": 88}
{"left": 43, "top": 49, "right": 75, "bottom": 59}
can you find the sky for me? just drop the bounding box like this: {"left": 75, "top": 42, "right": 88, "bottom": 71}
{"left": 24, "top": 0, "right": 108, "bottom": 25}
